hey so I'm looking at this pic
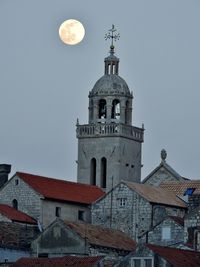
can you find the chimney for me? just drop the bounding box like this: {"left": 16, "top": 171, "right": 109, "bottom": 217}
{"left": 0, "top": 164, "right": 11, "bottom": 188}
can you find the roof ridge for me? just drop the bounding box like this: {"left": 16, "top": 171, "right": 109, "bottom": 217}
{"left": 16, "top": 171, "right": 102, "bottom": 189}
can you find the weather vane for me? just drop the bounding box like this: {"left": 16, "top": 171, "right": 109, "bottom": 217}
{"left": 105, "top": 25, "right": 120, "bottom": 47}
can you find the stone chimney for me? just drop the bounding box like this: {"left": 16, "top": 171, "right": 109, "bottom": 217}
{"left": 0, "top": 164, "right": 11, "bottom": 188}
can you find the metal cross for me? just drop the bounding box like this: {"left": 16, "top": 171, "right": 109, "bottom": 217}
{"left": 105, "top": 25, "right": 120, "bottom": 47}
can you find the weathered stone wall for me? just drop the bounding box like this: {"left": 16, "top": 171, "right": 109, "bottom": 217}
{"left": 0, "top": 175, "right": 42, "bottom": 221}
{"left": 0, "top": 248, "right": 30, "bottom": 264}
{"left": 147, "top": 218, "right": 184, "bottom": 246}
{"left": 0, "top": 214, "right": 11, "bottom": 222}
{"left": 143, "top": 167, "right": 180, "bottom": 186}
{"left": 184, "top": 207, "right": 200, "bottom": 245}
{"left": 92, "top": 183, "right": 185, "bottom": 241}
{"left": 41, "top": 200, "right": 91, "bottom": 227}
{"left": 92, "top": 183, "right": 152, "bottom": 240}
{"left": 77, "top": 135, "right": 142, "bottom": 191}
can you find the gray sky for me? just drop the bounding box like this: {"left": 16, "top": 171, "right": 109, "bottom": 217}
{"left": 1, "top": 0, "right": 200, "bottom": 181}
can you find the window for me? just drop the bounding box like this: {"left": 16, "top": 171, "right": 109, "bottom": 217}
{"left": 78, "top": 210, "right": 85, "bottom": 221}
{"left": 184, "top": 188, "right": 195, "bottom": 196}
{"left": 131, "top": 257, "right": 153, "bottom": 267}
{"left": 100, "top": 157, "right": 107, "bottom": 188}
{"left": 55, "top": 207, "right": 61, "bottom": 217}
{"left": 15, "top": 179, "right": 19, "bottom": 185}
{"left": 162, "top": 226, "right": 171, "bottom": 240}
{"left": 117, "top": 198, "right": 127, "bottom": 207}
{"left": 90, "top": 158, "right": 96, "bottom": 185}
{"left": 12, "top": 199, "right": 18, "bottom": 210}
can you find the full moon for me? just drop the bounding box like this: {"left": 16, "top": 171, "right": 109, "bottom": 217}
{"left": 59, "top": 19, "right": 85, "bottom": 45}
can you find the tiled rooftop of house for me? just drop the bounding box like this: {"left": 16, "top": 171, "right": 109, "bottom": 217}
{"left": 64, "top": 220, "right": 136, "bottom": 251}
{"left": 0, "top": 222, "right": 39, "bottom": 249}
{"left": 160, "top": 180, "right": 200, "bottom": 195}
{"left": 16, "top": 172, "right": 105, "bottom": 205}
{"left": 124, "top": 181, "right": 187, "bottom": 208}
{"left": 10, "top": 256, "right": 104, "bottom": 267}
{"left": 147, "top": 244, "right": 200, "bottom": 267}
{"left": 0, "top": 204, "right": 36, "bottom": 224}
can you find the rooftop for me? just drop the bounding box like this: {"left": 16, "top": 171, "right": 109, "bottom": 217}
{"left": 124, "top": 181, "right": 187, "bottom": 208}
{"left": 160, "top": 180, "right": 200, "bottom": 195}
{"left": 64, "top": 220, "right": 136, "bottom": 251}
{"left": 0, "top": 222, "right": 39, "bottom": 249}
{"left": 147, "top": 244, "right": 200, "bottom": 267}
{"left": 10, "top": 256, "right": 104, "bottom": 267}
{"left": 16, "top": 172, "right": 105, "bottom": 205}
{"left": 0, "top": 204, "right": 36, "bottom": 224}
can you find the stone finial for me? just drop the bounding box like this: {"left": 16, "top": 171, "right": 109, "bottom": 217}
{"left": 161, "top": 149, "right": 167, "bottom": 162}
{"left": 76, "top": 118, "right": 79, "bottom": 125}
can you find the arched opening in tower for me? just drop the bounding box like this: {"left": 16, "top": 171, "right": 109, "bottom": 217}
{"left": 90, "top": 158, "right": 96, "bottom": 185}
{"left": 112, "top": 99, "right": 120, "bottom": 120}
{"left": 125, "top": 100, "right": 129, "bottom": 124}
{"left": 99, "top": 99, "right": 107, "bottom": 119}
{"left": 100, "top": 157, "right": 107, "bottom": 188}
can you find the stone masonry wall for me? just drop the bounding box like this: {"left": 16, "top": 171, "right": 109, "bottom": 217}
{"left": 0, "top": 175, "right": 41, "bottom": 221}
{"left": 148, "top": 218, "right": 184, "bottom": 246}
{"left": 92, "top": 183, "right": 152, "bottom": 240}
{"left": 42, "top": 200, "right": 90, "bottom": 227}
{"left": 92, "top": 183, "right": 185, "bottom": 241}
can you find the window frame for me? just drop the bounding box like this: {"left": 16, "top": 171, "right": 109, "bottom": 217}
{"left": 131, "top": 257, "right": 154, "bottom": 267}
{"left": 162, "top": 226, "right": 171, "bottom": 240}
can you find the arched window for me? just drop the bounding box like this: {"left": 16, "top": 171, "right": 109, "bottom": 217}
{"left": 100, "top": 157, "right": 107, "bottom": 188}
{"left": 111, "top": 99, "right": 120, "bottom": 119}
{"left": 125, "top": 100, "right": 129, "bottom": 124}
{"left": 99, "top": 99, "right": 107, "bottom": 119}
{"left": 90, "top": 158, "right": 96, "bottom": 185}
{"left": 12, "top": 199, "right": 18, "bottom": 210}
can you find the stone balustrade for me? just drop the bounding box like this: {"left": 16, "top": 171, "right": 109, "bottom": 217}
{"left": 76, "top": 123, "right": 144, "bottom": 142}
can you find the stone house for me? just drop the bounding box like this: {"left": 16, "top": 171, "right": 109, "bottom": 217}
{"left": 140, "top": 216, "right": 184, "bottom": 247}
{"left": 0, "top": 172, "right": 105, "bottom": 228}
{"left": 0, "top": 204, "right": 36, "bottom": 224}
{"left": 91, "top": 181, "right": 186, "bottom": 241}
{"left": 10, "top": 255, "right": 104, "bottom": 267}
{"left": 113, "top": 244, "right": 200, "bottom": 267}
{"left": 184, "top": 206, "right": 200, "bottom": 250}
{"left": 0, "top": 222, "right": 39, "bottom": 265}
{"left": 31, "top": 218, "right": 136, "bottom": 262}
{"left": 142, "top": 150, "right": 188, "bottom": 186}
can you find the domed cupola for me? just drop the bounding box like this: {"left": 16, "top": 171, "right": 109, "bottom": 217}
{"left": 88, "top": 25, "right": 133, "bottom": 125}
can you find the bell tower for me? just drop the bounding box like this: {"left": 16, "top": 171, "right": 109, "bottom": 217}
{"left": 76, "top": 25, "right": 144, "bottom": 190}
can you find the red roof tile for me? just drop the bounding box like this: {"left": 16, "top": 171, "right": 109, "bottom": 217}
{"left": 64, "top": 220, "right": 136, "bottom": 251}
{"left": 168, "top": 216, "right": 184, "bottom": 226}
{"left": 147, "top": 244, "right": 200, "bottom": 267}
{"left": 16, "top": 172, "right": 105, "bottom": 205}
{"left": 0, "top": 204, "right": 36, "bottom": 224}
{"left": 10, "top": 256, "right": 103, "bottom": 267}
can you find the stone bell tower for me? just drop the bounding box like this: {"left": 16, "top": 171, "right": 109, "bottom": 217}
{"left": 76, "top": 25, "right": 144, "bottom": 191}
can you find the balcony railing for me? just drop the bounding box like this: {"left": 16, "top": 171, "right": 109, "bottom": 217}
{"left": 76, "top": 123, "right": 144, "bottom": 142}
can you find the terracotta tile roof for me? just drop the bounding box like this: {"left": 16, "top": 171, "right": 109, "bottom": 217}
{"left": 160, "top": 180, "right": 200, "bottom": 195}
{"left": 147, "top": 244, "right": 200, "bottom": 267}
{"left": 124, "top": 181, "right": 187, "bottom": 208}
{"left": 0, "top": 222, "right": 39, "bottom": 249}
{"left": 16, "top": 172, "right": 105, "bottom": 205}
{"left": 0, "top": 204, "right": 36, "bottom": 224}
{"left": 10, "top": 256, "right": 103, "bottom": 267}
{"left": 64, "top": 220, "right": 136, "bottom": 251}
